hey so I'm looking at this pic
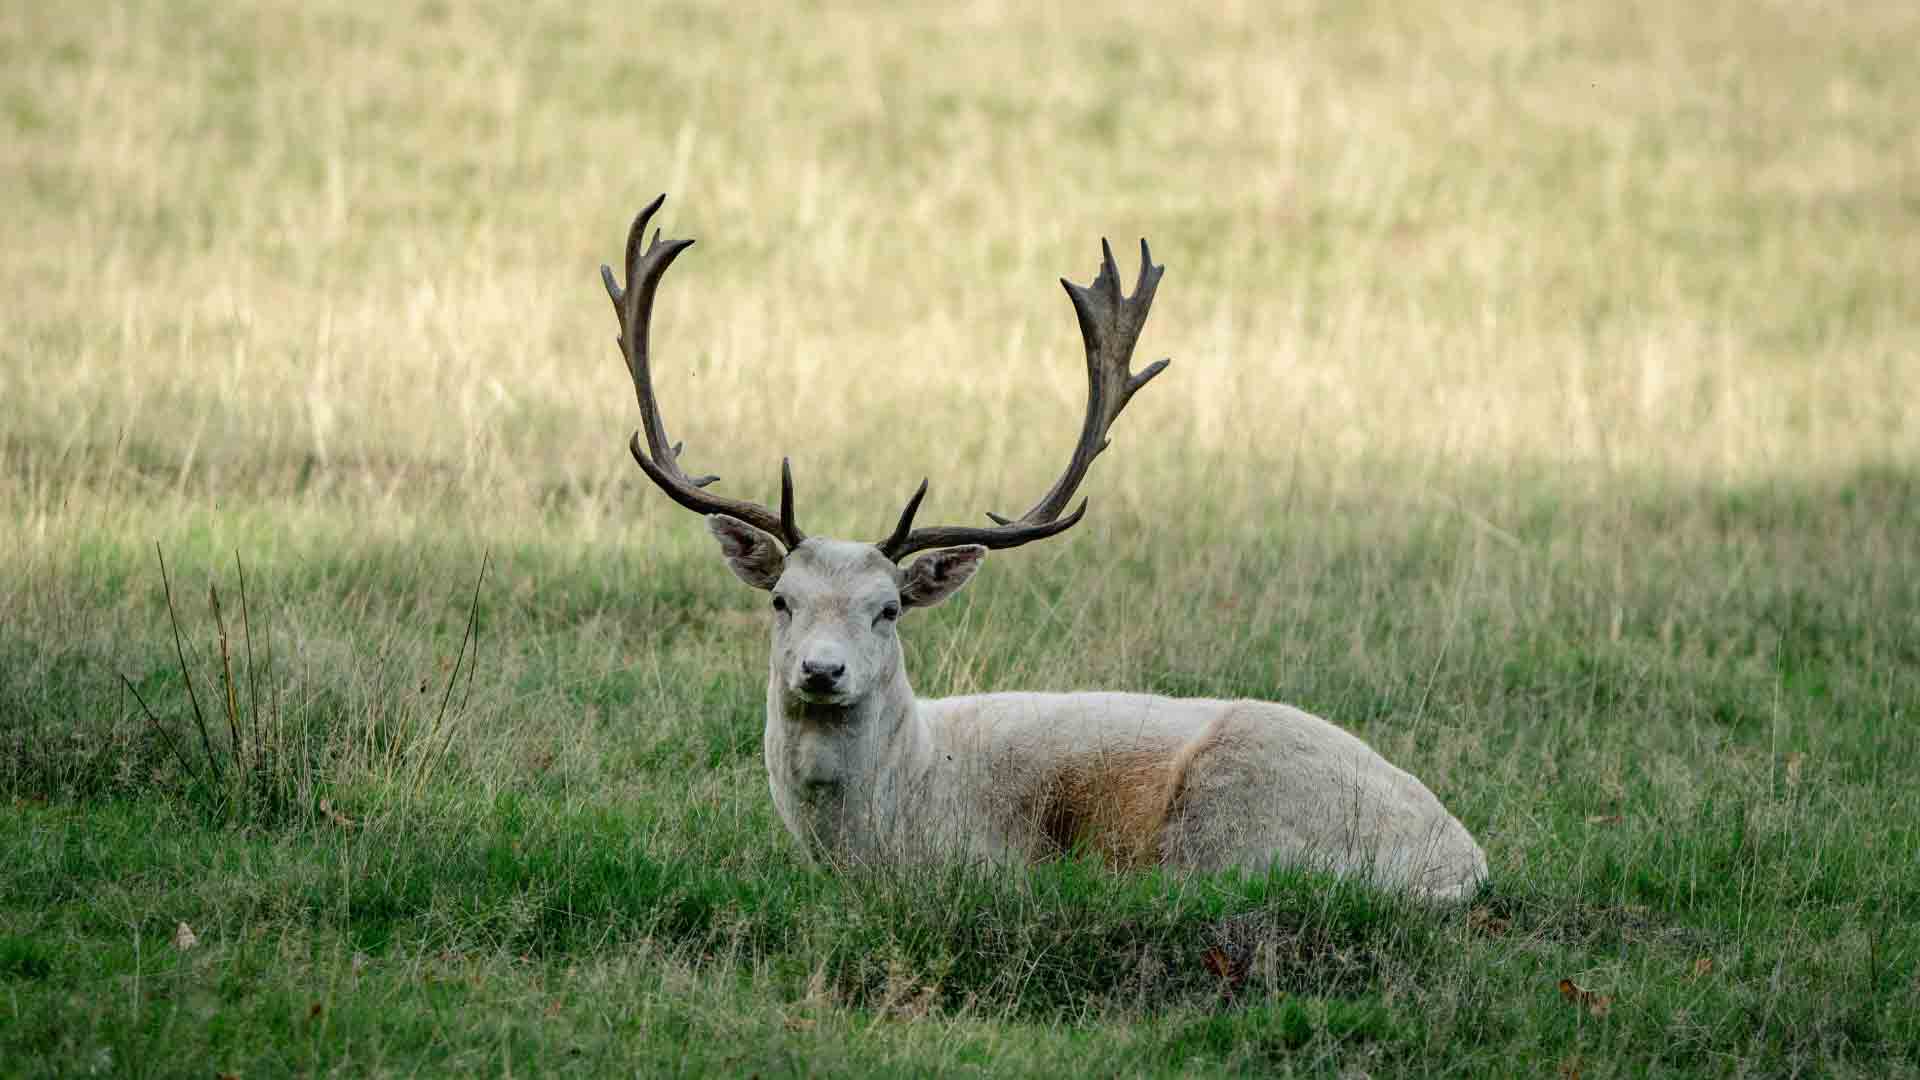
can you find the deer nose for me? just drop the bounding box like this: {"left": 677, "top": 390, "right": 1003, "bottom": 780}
{"left": 799, "top": 659, "right": 846, "bottom": 689}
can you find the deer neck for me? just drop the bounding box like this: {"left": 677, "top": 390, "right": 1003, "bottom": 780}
{"left": 763, "top": 652, "right": 931, "bottom": 863}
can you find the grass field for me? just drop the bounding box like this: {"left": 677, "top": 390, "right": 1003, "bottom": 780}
{"left": 4, "top": 0, "right": 1918, "bottom": 1074}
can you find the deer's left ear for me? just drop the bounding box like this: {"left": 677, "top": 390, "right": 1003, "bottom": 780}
{"left": 900, "top": 546, "right": 986, "bottom": 609}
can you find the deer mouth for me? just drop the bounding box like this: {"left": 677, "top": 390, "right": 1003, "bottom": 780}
{"left": 786, "top": 689, "right": 862, "bottom": 723}
{"left": 788, "top": 683, "right": 856, "bottom": 708}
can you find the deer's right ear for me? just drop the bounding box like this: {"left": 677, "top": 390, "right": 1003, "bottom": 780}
{"left": 706, "top": 515, "right": 785, "bottom": 590}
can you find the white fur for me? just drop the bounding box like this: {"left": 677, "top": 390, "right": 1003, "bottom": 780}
{"left": 709, "top": 524, "right": 1488, "bottom": 901}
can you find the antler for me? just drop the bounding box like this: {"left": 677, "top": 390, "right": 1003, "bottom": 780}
{"left": 603, "top": 195, "right": 805, "bottom": 549}
{"left": 877, "top": 238, "right": 1169, "bottom": 561}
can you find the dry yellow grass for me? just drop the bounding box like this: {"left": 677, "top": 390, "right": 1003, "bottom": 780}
{"left": 6, "top": 0, "right": 1913, "bottom": 557}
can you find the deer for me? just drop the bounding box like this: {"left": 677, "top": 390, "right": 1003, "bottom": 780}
{"left": 600, "top": 195, "right": 1488, "bottom": 901}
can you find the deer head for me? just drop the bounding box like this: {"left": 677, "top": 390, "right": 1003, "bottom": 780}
{"left": 702, "top": 527, "right": 984, "bottom": 707}
{"left": 602, "top": 194, "right": 1168, "bottom": 711}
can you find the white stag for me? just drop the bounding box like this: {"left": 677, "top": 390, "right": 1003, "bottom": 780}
{"left": 602, "top": 196, "right": 1488, "bottom": 900}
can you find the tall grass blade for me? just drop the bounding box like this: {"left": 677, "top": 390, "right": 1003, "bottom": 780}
{"left": 119, "top": 672, "right": 203, "bottom": 788}
{"left": 156, "top": 544, "right": 222, "bottom": 786}
{"left": 236, "top": 550, "right": 263, "bottom": 782}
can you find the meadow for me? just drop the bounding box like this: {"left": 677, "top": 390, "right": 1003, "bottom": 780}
{"left": 3, "top": 0, "right": 1917, "bottom": 1074}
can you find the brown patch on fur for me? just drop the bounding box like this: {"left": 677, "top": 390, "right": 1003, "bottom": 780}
{"left": 1167, "top": 712, "right": 1233, "bottom": 804}
{"left": 1026, "top": 717, "right": 1232, "bottom": 869}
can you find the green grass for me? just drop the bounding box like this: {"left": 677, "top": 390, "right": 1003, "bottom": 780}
{"left": 4, "top": 0, "right": 1918, "bottom": 1075}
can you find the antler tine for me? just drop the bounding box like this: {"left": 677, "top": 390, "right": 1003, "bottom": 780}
{"left": 604, "top": 195, "right": 805, "bottom": 549}
{"left": 877, "top": 492, "right": 1090, "bottom": 560}
{"left": 779, "top": 458, "right": 802, "bottom": 550}
{"left": 878, "top": 478, "right": 929, "bottom": 556}
{"left": 877, "top": 238, "right": 1167, "bottom": 562}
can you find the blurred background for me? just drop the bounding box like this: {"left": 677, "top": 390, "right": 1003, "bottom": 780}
{"left": 6, "top": 0, "right": 1913, "bottom": 546}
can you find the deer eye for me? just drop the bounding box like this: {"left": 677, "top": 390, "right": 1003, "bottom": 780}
{"left": 771, "top": 595, "right": 789, "bottom": 614}
{"left": 876, "top": 601, "right": 901, "bottom": 625}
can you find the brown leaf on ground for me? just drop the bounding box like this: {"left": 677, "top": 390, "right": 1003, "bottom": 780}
{"left": 1692, "top": 955, "right": 1714, "bottom": 978}
{"left": 899, "top": 985, "right": 940, "bottom": 1021}
{"left": 1557, "top": 978, "right": 1613, "bottom": 1017}
{"left": 1785, "top": 752, "right": 1805, "bottom": 787}
{"left": 1202, "top": 946, "right": 1250, "bottom": 998}
{"left": 1468, "top": 906, "right": 1511, "bottom": 936}
{"left": 1202, "top": 947, "right": 1232, "bottom": 980}
{"left": 1557, "top": 1055, "right": 1582, "bottom": 1080}
{"left": 319, "top": 799, "right": 357, "bottom": 828}
{"left": 307, "top": 1002, "right": 324, "bottom": 1021}
{"left": 172, "top": 922, "right": 198, "bottom": 951}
